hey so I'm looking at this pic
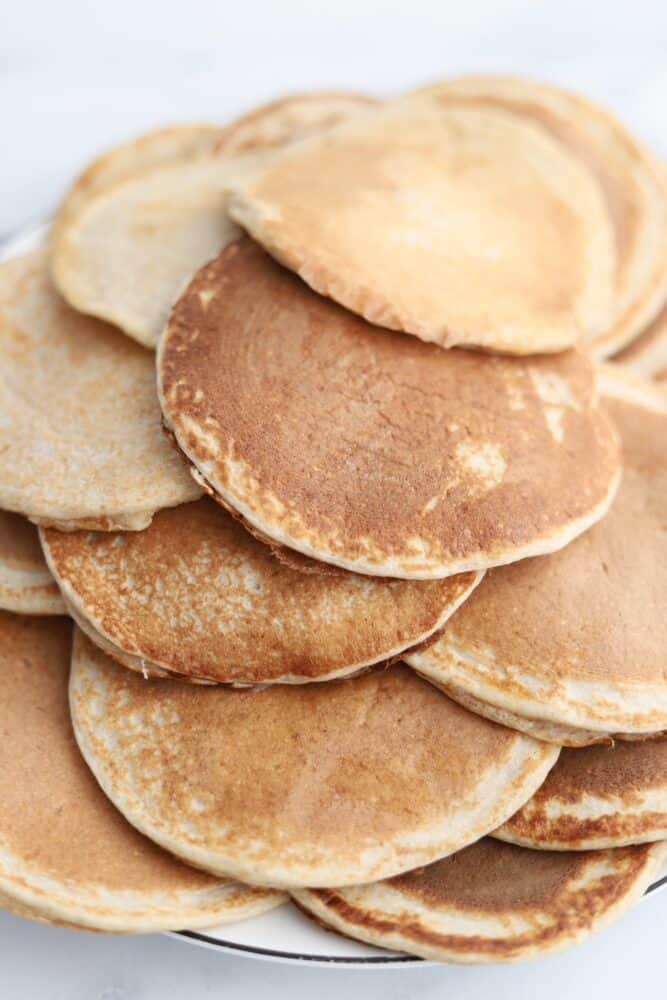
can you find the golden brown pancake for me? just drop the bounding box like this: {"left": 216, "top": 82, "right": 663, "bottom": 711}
{"left": 228, "top": 93, "right": 615, "bottom": 354}
{"left": 0, "top": 511, "right": 65, "bottom": 615}
{"left": 614, "top": 297, "right": 667, "bottom": 380}
{"left": 40, "top": 498, "right": 481, "bottom": 685}
{"left": 0, "top": 612, "right": 283, "bottom": 932}
{"left": 159, "top": 238, "right": 621, "bottom": 579}
{"left": 407, "top": 369, "right": 667, "bottom": 745}
{"left": 413, "top": 76, "right": 667, "bottom": 358}
{"left": 0, "top": 251, "right": 200, "bottom": 529}
{"left": 496, "top": 738, "right": 667, "bottom": 850}
{"left": 69, "top": 633, "right": 558, "bottom": 888}
{"left": 293, "top": 838, "right": 666, "bottom": 963}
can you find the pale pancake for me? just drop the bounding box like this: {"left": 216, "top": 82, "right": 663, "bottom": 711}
{"left": 407, "top": 369, "right": 667, "bottom": 743}
{"left": 614, "top": 298, "right": 667, "bottom": 380}
{"left": 293, "top": 838, "right": 666, "bottom": 964}
{"left": 0, "top": 612, "right": 283, "bottom": 932}
{"left": 414, "top": 76, "right": 667, "bottom": 358}
{"left": 228, "top": 94, "right": 615, "bottom": 354}
{"left": 496, "top": 738, "right": 667, "bottom": 850}
{"left": 0, "top": 512, "right": 65, "bottom": 615}
{"left": 52, "top": 95, "right": 374, "bottom": 349}
{"left": 159, "top": 238, "right": 621, "bottom": 579}
{"left": 40, "top": 498, "right": 481, "bottom": 685}
{"left": 70, "top": 633, "right": 558, "bottom": 888}
{"left": 0, "top": 251, "right": 200, "bottom": 529}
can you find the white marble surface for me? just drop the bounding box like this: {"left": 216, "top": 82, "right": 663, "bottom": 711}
{"left": 2, "top": 0, "right": 667, "bottom": 995}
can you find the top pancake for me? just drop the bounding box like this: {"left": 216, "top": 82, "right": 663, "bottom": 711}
{"left": 496, "top": 738, "right": 667, "bottom": 850}
{"left": 0, "top": 251, "right": 200, "bottom": 529}
{"left": 0, "top": 611, "right": 282, "bottom": 932}
{"left": 40, "top": 497, "right": 481, "bottom": 685}
{"left": 228, "top": 93, "right": 616, "bottom": 354}
{"left": 407, "top": 369, "right": 667, "bottom": 742}
{"left": 614, "top": 298, "right": 667, "bottom": 380}
{"left": 159, "top": 238, "right": 620, "bottom": 579}
{"left": 293, "top": 837, "right": 666, "bottom": 963}
{"left": 414, "top": 76, "right": 667, "bottom": 358}
{"left": 0, "top": 512, "right": 65, "bottom": 615}
{"left": 69, "top": 634, "right": 558, "bottom": 888}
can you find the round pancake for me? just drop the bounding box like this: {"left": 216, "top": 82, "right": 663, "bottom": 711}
{"left": 40, "top": 498, "right": 482, "bottom": 685}
{"left": 69, "top": 633, "right": 559, "bottom": 888}
{"left": 614, "top": 297, "right": 667, "bottom": 380}
{"left": 227, "top": 94, "right": 615, "bottom": 354}
{"left": 159, "top": 238, "right": 621, "bottom": 579}
{"left": 51, "top": 124, "right": 224, "bottom": 249}
{"left": 214, "top": 91, "right": 378, "bottom": 155}
{"left": 0, "top": 612, "right": 283, "bottom": 932}
{"left": 413, "top": 76, "right": 667, "bottom": 359}
{"left": 496, "top": 738, "right": 667, "bottom": 850}
{"left": 0, "top": 251, "right": 200, "bottom": 529}
{"left": 406, "top": 369, "right": 667, "bottom": 744}
{"left": 52, "top": 94, "right": 374, "bottom": 349}
{"left": 0, "top": 511, "right": 65, "bottom": 615}
{"left": 293, "top": 838, "right": 666, "bottom": 963}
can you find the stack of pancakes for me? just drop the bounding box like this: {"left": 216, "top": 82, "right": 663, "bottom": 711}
{"left": 1, "top": 76, "right": 666, "bottom": 964}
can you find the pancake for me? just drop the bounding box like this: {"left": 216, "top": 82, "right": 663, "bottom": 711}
{"left": 227, "top": 93, "right": 615, "bottom": 354}
{"left": 614, "top": 298, "right": 667, "bottom": 380}
{"left": 293, "top": 838, "right": 666, "bottom": 963}
{"left": 413, "top": 76, "right": 667, "bottom": 358}
{"left": 40, "top": 498, "right": 481, "bottom": 685}
{"left": 406, "top": 369, "right": 667, "bottom": 745}
{"left": 159, "top": 238, "right": 621, "bottom": 579}
{"left": 0, "top": 251, "right": 200, "bottom": 529}
{"left": 0, "top": 511, "right": 65, "bottom": 615}
{"left": 0, "top": 612, "right": 283, "bottom": 932}
{"left": 496, "top": 738, "right": 667, "bottom": 850}
{"left": 52, "top": 94, "right": 374, "bottom": 349}
{"left": 69, "top": 633, "right": 558, "bottom": 888}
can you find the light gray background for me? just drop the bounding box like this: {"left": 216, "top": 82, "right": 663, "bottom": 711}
{"left": 2, "top": 1, "right": 666, "bottom": 995}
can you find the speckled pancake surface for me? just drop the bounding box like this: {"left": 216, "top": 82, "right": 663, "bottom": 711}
{"left": 414, "top": 76, "right": 667, "bottom": 358}
{"left": 0, "top": 612, "right": 283, "bottom": 932}
{"left": 614, "top": 298, "right": 667, "bottom": 380}
{"left": 0, "top": 512, "right": 65, "bottom": 615}
{"left": 159, "top": 239, "right": 620, "bottom": 579}
{"left": 0, "top": 251, "right": 200, "bottom": 528}
{"left": 41, "top": 498, "right": 481, "bottom": 685}
{"left": 293, "top": 838, "right": 666, "bottom": 963}
{"left": 407, "top": 370, "right": 667, "bottom": 744}
{"left": 228, "top": 95, "right": 615, "bottom": 354}
{"left": 70, "top": 634, "right": 558, "bottom": 888}
{"left": 496, "top": 738, "right": 667, "bottom": 850}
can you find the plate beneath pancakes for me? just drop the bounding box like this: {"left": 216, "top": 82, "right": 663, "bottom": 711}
{"left": 1, "top": 219, "right": 665, "bottom": 968}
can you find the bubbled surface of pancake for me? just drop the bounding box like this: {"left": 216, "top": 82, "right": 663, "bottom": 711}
{"left": 69, "top": 635, "right": 558, "bottom": 888}
{"left": 407, "top": 371, "right": 667, "bottom": 739}
{"left": 0, "top": 612, "right": 282, "bottom": 931}
{"left": 0, "top": 511, "right": 65, "bottom": 614}
{"left": 0, "top": 251, "right": 200, "bottom": 524}
{"left": 414, "top": 76, "right": 667, "bottom": 358}
{"left": 293, "top": 838, "right": 667, "bottom": 963}
{"left": 159, "top": 239, "right": 620, "bottom": 579}
{"left": 227, "top": 96, "right": 615, "bottom": 353}
{"left": 41, "top": 498, "right": 481, "bottom": 684}
{"left": 496, "top": 738, "right": 667, "bottom": 849}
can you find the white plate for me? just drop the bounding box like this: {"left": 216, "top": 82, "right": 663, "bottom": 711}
{"left": 2, "top": 219, "right": 665, "bottom": 968}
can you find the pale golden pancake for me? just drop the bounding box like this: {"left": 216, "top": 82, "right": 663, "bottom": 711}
{"left": 228, "top": 93, "right": 615, "bottom": 354}
{"left": 407, "top": 369, "right": 667, "bottom": 744}
{"left": 293, "top": 838, "right": 666, "bottom": 963}
{"left": 614, "top": 297, "right": 667, "bottom": 380}
{"left": 0, "top": 251, "right": 200, "bottom": 529}
{"left": 0, "top": 511, "right": 65, "bottom": 615}
{"left": 70, "top": 633, "right": 558, "bottom": 888}
{"left": 40, "top": 498, "right": 481, "bottom": 685}
{"left": 52, "top": 94, "right": 374, "bottom": 349}
{"left": 0, "top": 612, "right": 283, "bottom": 932}
{"left": 496, "top": 738, "right": 667, "bottom": 850}
{"left": 159, "top": 239, "right": 621, "bottom": 579}
{"left": 414, "top": 76, "right": 667, "bottom": 358}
